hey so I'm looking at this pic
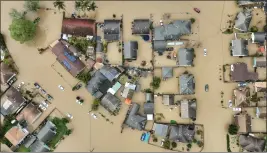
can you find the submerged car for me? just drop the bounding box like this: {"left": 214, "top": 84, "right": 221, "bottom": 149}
{"left": 140, "top": 133, "right": 146, "bottom": 141}
{"left": 204, "top": 48, "right": 207, "bottom": 56}
{"left": 47, "top": 94, "right": 53, "bottom": 101}
{"left": 205, "top": 84, "right": 209, "bottom": 92}
{"left": 34, "top": 82, "right": 41, "bottom": 89}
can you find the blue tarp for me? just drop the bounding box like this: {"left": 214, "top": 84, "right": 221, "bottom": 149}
{"left": 63, "top": 60, "right": 71, "bottom": 70}
{"left": 64, "top": 50, "right": 76, "bottom": 62}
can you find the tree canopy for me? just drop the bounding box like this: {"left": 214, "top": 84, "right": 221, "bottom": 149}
{"left": 24, "top": 0, "right": 40, "bottom": 12}
{"left": 228, "top": 124, "right": 238, "bottom": 135}
{"left": 9, "top": 8, "right": 27, "bottom": 20}
{"left": 53, "top": 0, "right": 65, "bottom": 11}
{"left": 75, "top": 0, "right": 97, "bottom": 11}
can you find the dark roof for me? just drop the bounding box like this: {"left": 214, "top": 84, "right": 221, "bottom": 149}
{"left": 62, "top": 18, "right": 96, "bottom": 36}
{"left": 99, "top": 65, "right": 120, "bottom": 82}
{"left": 252, "top": 32, "right": 267, "bottom": 44}
{"left": 163, "top": 94, "right": 175, "bottom": 105}
{"left": 51, "top": 40, "right": 85, "bottom": 77}
{"left": 239, "top": 135, "right": 265, "bottom": 152}
{"left": 125, "top": 103, "right": 147, "bottom": 131}
{"left": 230, "top": 63, "right": 258, "bottom": 82}
{"left": 153, "top": 40, "right": 167, "bottom": 52}
{"left": 96, "top": 41, "right": 103, "bottom": 52}
{"left": 124, "top": 41, "right": 138, "bottom": 60}
{"left": 177, "top": 48, "right": 195, "bottom": 66}
{"left": 103, "top": 20, "right": 121, "bottom": 41}
{"left": 180, "top": 99, "right": 197, "bottom": 120}
{"left": 179, "top": 74, "right": 195, "bottom": 95}
{"left": 100, "top": 92, "right": 121, "bottom": 113}
{"left": 23, "top": 135, "right": 37, "bottom": 148}
{"left": 1, "top": 86, "right": 26, "bottom": 116}
{"left": 30, "top": 140, "right": 50, "bottom": 152}
{"left": 231, "top": 39, "right": 249, "bottom": 56}
{"left": 234, "top": 112, "right": 251, "bottom": 133}
{"left": 132, "top": 19, "right": 150, "bottom": 35}
{"left": 162, "top": 67, "right": 173, "bottom": 79}
{"left": 237, "top": 0, "right": 256, "bottom": 6}
{"left": 144, "top": 102, "right": 154, "bottom": 114}
{"left": 253, "top": 57, "right": 266, "bottom": 67}
{"left": 0, "top": 62, "right": 16, "bottom": 84}
{"left": 234, "top": 11, "right": 252, "bottom": 32}
{"left": 153, "top": 123, "right": 169, "bottom": 138}
{"left": 169, "top": 125, "right": 195, "bottom": 143}
{"left": 37, "top": 121, "right": 57, "bottom": 144}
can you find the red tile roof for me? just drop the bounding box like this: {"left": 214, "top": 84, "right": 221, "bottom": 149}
{"left": 62, "top": 18, "right": 96, "bottom": 37}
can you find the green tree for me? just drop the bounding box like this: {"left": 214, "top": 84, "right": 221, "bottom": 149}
{"left": 91, "top": 99, "right": 100, "bottom": 111}
{"left": 250, "top": 26, "right": 258, "bottom": 32}
{"left": 9, "top": 8, "right": 26, "bottom": 19}
{"left": 150, "top": 76, "right": 161, "bottom": 89}
{"left": 75, "top": 0, "right": 91, "bottom": 11}
{"left": 65, "top": 129, "right": 72, "bottom": 135}
{"left": 9, "top": 18, "right": 37, "bottom": 43}
{"left": 24, "top": 0, "right": 40, "bottom": 12}
{"left": 190, "top": 18, "right": 195, "bottom": 24}
{"left": 197, "top": 141, "right": 203, "bottom": 147}
{"left": 76, "top": 70, "right": 91, "bottom": 84}
{"left": 88, "top": 1, "right": 97, "bottom": 11}
{"left": 228, "top": 124, "right": 238, "bottom": 135}
{"left": 187, "top": 143, "right": 192, "bottom": 149}
{"left": 171, "top": 142, "right": 177, "bottom": 148}
{"left": 163, "top": 140, "right": 170, "bottom": 149}
{"left": 53, "top": 0, "right": 65, "bottom": 11}
{"left": 62, "top": 117, "right": 70, "bottom": 124}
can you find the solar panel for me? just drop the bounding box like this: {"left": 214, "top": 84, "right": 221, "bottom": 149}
{"left": 64, "top": 50, "right": 76, "bottom": 62}
{"left": 63, "top": 60, "right": 71, "bottom": 70}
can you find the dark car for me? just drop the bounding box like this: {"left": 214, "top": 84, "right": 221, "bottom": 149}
{"left": 205, "top": 84, "right": 209, "bottom": 92}
{"left": 34, "top": 82, "right": 41, "bottom": 89}
{"left": 194, "top": 8, "right": 200, "bottom": 13}
{"left": 47, "top": 94, "right": 53, "bottom": 101}
{"left": 40, "top": 89, "right": 47, "bottom": 95}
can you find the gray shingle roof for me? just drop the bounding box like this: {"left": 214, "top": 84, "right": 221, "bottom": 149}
{"left": 153, "top": 40, "right": 167, "bottom": 52}
{"left": 231, "top": 39, "right": 249, "bottom": 56}
{"left": 239, "top": 135, "right": 265, "bottom": 152}
{"left": 253, "top": 57, "right": 266, "bottom": 67}
{"left": 103, "top": 20, "right": 121, "bottom": 41}
{"left": 37, "top": 121, "right": 57, "bottom": 144}
{"left": 177, "top": 48, "right": 194, "bottom": 66}
{"left": 163, "top": 94, "right": 174, "bottom": 105}
{"left": 251, "top": 32, "right": 267, "bottom": 44}
{"left": 30, "top": 140, "right": 50, "bottom": 152}
{"left": 124, "top": 41, "right": 138, "bottom": 60}
{"left": 100, "top": 92, "right": 121, "bottom": 113}
{"left": 99, "top": 65, "right": 120, "bottom": 82}
{"left": 237, "top": 0, "right": 255, "bottom": 6}
{"left": 23, "top": 135, "right": 36, "bottom": 148}
{"left": 234, "top": 11, "right": 252, "bottom": 32}
{"left": 144, "top": 103, "right": 154, "bottom": 114}
{"left": 169, "top": 125, "right": 195, "bottom": 143}
{"left": 230, "top": 63, "right": 258, "bottom": 82}
{"left": 153, "top": 123, "right": 169, "bottom": 138}
{"left": 180, "top": 99, "right": 197, "bottom": 120}
{"left": 179, "top": 74, "right": 195, "bottom": 95}
{"left": 132, "top": 19, "right": 150, "bottom": 35}
{"left": 125, "top": 103, "right": 147, "bottom": 131}
{"left": 162, "top": 67, "right": 173, "bottom": 79}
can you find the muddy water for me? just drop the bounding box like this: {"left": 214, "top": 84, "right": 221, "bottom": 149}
{"left": 1, "top": 1, "right": 264, "bottom": 152}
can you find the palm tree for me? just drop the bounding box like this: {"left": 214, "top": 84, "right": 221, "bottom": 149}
{"left": 88, "top": 1, "right": 97, "bottom": 11}
{"left": 75, "top": 0, "right": 91, "bottom": 12}
{"left": 53, "top": 0, "right": 65, "bottom": 11}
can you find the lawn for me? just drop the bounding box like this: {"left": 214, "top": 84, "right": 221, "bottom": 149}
{"left": 16, "top": 145, "right": 30, "bottom": 152}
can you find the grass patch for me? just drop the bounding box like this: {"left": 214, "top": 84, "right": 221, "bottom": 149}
{"left": 76, "top": 70, "right": 91, "bottom": 84}
{"left": 16, "top": 145, "right": 30, "bottom": 152}
{"left": 0, "top": 115, "right": 15, "bottom": 147}
{"left": 68, "top": 36, "right": 96, "bottom": 55}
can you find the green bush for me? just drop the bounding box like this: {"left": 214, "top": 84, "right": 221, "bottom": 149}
{"left": 222, "top": 29, "right": 233, "bottom": 34}
{"left": 163, "top": 140, "right": 170, "bottom": 149}
{"left": 91, "top": 99, "right": 100, "bottom": 111}
{"left": 150, "top": 77, "right": 161, "bottom": 89}
{"left": 9, "top": 8, "right": 26, "bottom": 20}
{"left": 190, "top": 18, "right": 196, "bottom": 24}
{"left": 24, "top": 0, "right": 40, "bottom": 12}
{"left": 187, "top": 143, "right": 192, "bottom": 149}
{"left": 197, "top": 141, "right": 203, "bottom": 147}
{"left": 264, "top": 25, "right": 267, "bottom": 32}
{"left": 76, "top": 71, "right": 91, "bottom": 84}
{"left": 144, "top": 88, "right": 152, "bottom": 93}
{"left": 226, "top": 134, "right": 232, "bottom": 152}
{"left": 228, "top": 124, "right": 238, "bottom": 135}
{"left": 171, "top": 142, "right": 177, "bottom": 148}
{"left": 250, "top": 26, "right": 258, "bottom": 32}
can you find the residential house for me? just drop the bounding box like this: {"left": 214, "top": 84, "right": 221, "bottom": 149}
{"left": 61, "top": 18, "right": 96, "bottom": 38}
{"left": 123, "top": 41, "right": 138, "bottom": 60}
{"left": 230, "top": 63, "right": 258, "bottom": 82}
{"left": 152, "top": 123, "right": 169, "bottom": 138}
{"left": 30, "top": 140, "right": 50, "bottom": 152}
{"left": 254, "top": 82, "right": 266, "bottom": 92}
{"left": 168, "top": 124, "right": 195, "bottom": 143}
{"left": 99, "top": 65, "right": 120, "bottom": 82}
{"left": 0, "top": 62, "right": 16, "bottom": 85}
{"left": 100, "top": 92, "right": 121, "bottom": 114}
{"left": 144, "top": 102, "right": 154, "bottom": 120}
{"left": 180, "top": 99, "right": 197, "bottom": 121}
{"left": 162, "top": 67, "right": 173, "bottom": 80}
{"left": 107, "top": 82, "right": 122, "bottom": 95}
{"left": 4, "top": 124, "right": 29, "bottom": 146}
{"left": 233, "top": 87, "right": 250, "bottom": 107}
{"left": 1, "top": 86, "right": 26, "bottom": 116}
{"left": 251, "top": 32, "right": 267, "bottom": 44}
{"left": 153, "top": 20, "right": 191, "bottom": 53}
{"left": 125, "top": 103, "right": 147, "bottom": 131}
{"left": 37, "top": 121, "right": 57, "bottom": 144}
{"left": 103, "top": 20, "right": 121, "bottom": 41}
{"left": 239, "top": 135, "right": 266, "bottom": 152}
{"left": 50, "top": 40, "right": 85, "bottom": 77}
{"left": 177, "top": 48, "right": 195, "bottom": 66}
{"left": 256, "top": 107, "right": 266, "bottom": 119}
{"left": 16, "top": 103, "right": 42, "bottom": 125}
{"left": 253, "top": 57, "right": 266, "bottom": 68}
{"left": 162, "top": 94, "right": 174, "bottom": 105}
{"left": 132, "top": 19, "right": 150, "bottom": 35}
{"left": 231, "top": 39, "right": 249, "bottom": 56}
{"left": 179, "top": 73, "right": 195, "bottom": 95}
{"left": 234, "top": 11, "right": 252, "bottom": 32}
{"left": 234, "top": 112, "right": 252, "bottom": 133}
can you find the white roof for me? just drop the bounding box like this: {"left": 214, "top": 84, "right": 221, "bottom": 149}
{"left": 107, "top": 88, "right": 115, "bottom": 95}
{"left": 125, "top": 82, "right": 136, "bottom": 90}
{"left": 3, "top": 100, "right": 12, "bottom": 110}
{"left": 147, "top": 114, "right": 153, "bottom": 120}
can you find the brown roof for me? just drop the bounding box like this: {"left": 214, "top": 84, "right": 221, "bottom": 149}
{"left": 85, "top": 58, "right": 95, "bottom": 71}
{"left": 234, "top": 88, "right": 250, "bottom": 107}
{"left": 234, "top": 112, "right": 251, "bottom": 133}
{"left": 230, "top": 63, "right": 258, "bottom": 82}
{"left": 62, "top": 18, "right": 96, "bottom": 37}
{"left": 5, "top": 126, "right": 29, "bottom": 146}
{"left": 50, "top": 40, "right": 85, "bottom": 77}
{"left": 0, "top": 62, "right": 16, "bottom": 84}
{"left": 16, "top": 103, "right": 42, "bottom": 124}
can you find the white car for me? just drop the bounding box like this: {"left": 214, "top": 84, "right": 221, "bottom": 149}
{"left": 204, "top": 48, "right": 207, "bottom": 56}
{"left": 39, "top": 104, "right": 46, "bottom": 111}
{"left": 228, "top": 100, "right": 233, "bottom": 108}
{"left": 58, "top": 85, "right": 64, "bottom": 91}
{"left": 90, "top": 113, "right": 98, "bottom": 119}
{"left": 42, "top": 101, "right": 49, "bottom": 108}
{"left": 76, "top": 100, "right": 83, "bottom": 105}
{"left": 66, "top": 113, "right": 73, "bottom": 119}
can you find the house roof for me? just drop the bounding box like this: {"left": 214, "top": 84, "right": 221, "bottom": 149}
{"left": 234, "top": 88, "right": 250, "bottom": 107}
{"left": 5, "top": 125, "right": 29, "bottom": 146}
{"left": 125, "top": 103, "right": 147, "bottom": 131}
{"left": 237, "top": 0, "right": 255, "bottom": 6}
{"left": 62, "top": 18, "right": 96, "bottom": 36}
{"left": 162, "top": 67, "right": 173, "bottom": 79}
{"left": 230, "top": 63, "right": 258, "bottom": 82}
{"left": 99, "top": 65, "right": 120, "bottom": 82}
{"left": 153, "top": 40, "right": 167, "bottom": 52}
{"left": 144, "top": 102, "right": 154, "bottom": 114}
{"left": 132, "top": 19, "right": 150, "bottom": 35}
{"left": 180, "top": 99, "right": 197, "bottom": 120}
{"left": 37, "top": 121, "right": 57, "bottom": 144}
{"left": 145, "top": 93, "right": 153, "bottom": 103}
{"left": 231, "top": 39, "right": 249, "bottom": 56}
{"left": 124, "top": 41, "right": 138, "bottom": 60}
{"left": 1, "top": 86, "right": 26, "bottom": 116}
{"left": 169, "top": 125, "right": 195, "bottom": 143}
{"left": 103, "top": 20, "right": 121, "bottom": 41}
{"left": 179, "top": 74, "right": 195, "bottom": 95}
{"left": 257, "top": 107, "right": 266, "bottom": 119}
{"left": 153, "top": 20, "right": 191, "bottom": 41}
{"left": 85, "top": 58, "right": 95, "bottom": 71}
{"left": 177, "top": 48, "right": 195, "bottom": 66}
{"left": 96, "top": 41, "right": 103, "bottom": 52}
{"left": 253, "top": 57, "right": 266, "bottom": 67}
{"left": 16, "top": 103, "right": 42, "bottom": 125}
{"left": 152, "top": 123, "right": 169, "bottom": 138}
{"left": 0, "top": 62, "right": 16, "bottom": 84}
{"left": 234, "top": 113, "right": 251, "bottom": 133}
{"left": 163, "top": 94, "right": 174, "bottom": 105}
{"left": 23, "top": 135, "right": 37, "bottom": 148}
{"left": 234, "top": 11, "right": 252, "bottom": 32}
{"left": 121, "top": 87, "right": 134, "bottom": 99}
{"left": 239, "top": 135, "right": 265, "bottom": 152}
{"left": 254, "top": 82, "right": 266, "bottom": 92}
{"left": 30, "top": 140, "right": 50, "bottom": 152}
{"left": 50, "top": 40, "right": 85, "bottom": 77}
{"left": 100, "top": 92, "right": 121, "bottom": 113}
{"left": 252, "top": 32, "right": 267, "bottom": 44}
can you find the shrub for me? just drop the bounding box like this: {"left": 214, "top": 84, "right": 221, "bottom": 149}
{"left": 153, "top": 137, "right": 158, "bottom": 142}
{"left": 222, "top": 29, "right": 233, "bottom": 34}
{"left": 190, "top": 18, "right": 196, "bottom": 23}
{"left": 62, "top": 118, "right": 69, "bottom": 124}
{"left": 228, "top": 124, "right": 238, "bottom": 135}
{"left": 76, "top": 71, "right": 91, "bottom": 84}
{"left": 171, "top": 142, "right": 177, "bottom": 148}
{"left": 9, "top": 8, "right": 26, "bottom": 19}
{"left": 197, "top": 141, "right": 203, "bottom": 147}
{"left": 144, "top": 88, "right": 152, "bottom": 93}
{"left": 150, "top": 76, "right": 161, "bottom": 89}
{"left": 193, "top": 138, "right": 197, "bottom": 143}
{"left": 163, "top": 140, "right": 170, "bottom": 149}
{"left": 91, "top": 99, "right": 100, "bottom": 111}
{"left": 187, "top": 143, "right": 192, "bottom": 149}
{"left": 226, "top": 134, "right": 232, "bottom": 152}
{"left": 196, "top": 130, "right": 202, "bottom": 135}
{"left": 65, "top": 129, "right": 72, "bottom": 135}
{"left": 264, "top": 25, "right": 267, "bottom": 32}
{"left": 24, "top": 0, "right": 40, "bottom": 12}
{"left": 250, "top": 26, "right": 258, "bottom": 32}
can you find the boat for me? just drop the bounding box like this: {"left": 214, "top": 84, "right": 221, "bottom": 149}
{"left": 194, "top": 8, "right": 200, "bottom": 13}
